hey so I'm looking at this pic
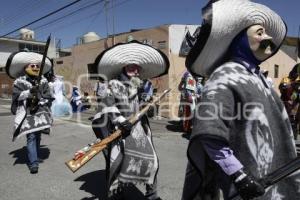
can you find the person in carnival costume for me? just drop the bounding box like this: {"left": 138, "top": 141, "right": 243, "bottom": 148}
{"left": 178, "top": 71, "right": 198, "bottom": 133}
{"left": 70, "top": 86, "right": 83, "bottom": 112}
{"left": 181, "top": 0, "right": 300, "bottom": 199}
{"left": 90, "top": 40, "right": 169, "bottom": 200}
{"left": 279, "top": 63, "right": 300, "bottom": 140}
{"left": 50, "top": 75, "right": 72, "bottom": 117}
{"left": 6, "top": 51, "right": 53, "bottom": 174}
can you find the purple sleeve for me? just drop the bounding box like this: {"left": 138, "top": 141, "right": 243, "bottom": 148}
{"left": 201, "top": 138, "right": 243, "bottom": 175}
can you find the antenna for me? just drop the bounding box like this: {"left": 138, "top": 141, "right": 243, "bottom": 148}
{"left": 297, "top": 25, "right": 300, "bottom": 62}
{"left": 104, "top": 0, "right": 109, "bottom": 38}
{"left": 112, "top": 0, "right": 115, "bottom": 45}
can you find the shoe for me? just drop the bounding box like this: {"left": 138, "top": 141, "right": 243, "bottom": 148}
{"left": 30, "top": 166, "right": 38, "bottom": 174}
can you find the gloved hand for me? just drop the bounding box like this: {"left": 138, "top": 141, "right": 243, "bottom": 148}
{"left": 119, "top": 120, "right": 133, "bottom": 139}
{"left": 231, "top": 169, "right": 265, "bottom": 200}
{"left": 30, "top": 85, "right": 39, "bottom": 98}
{"left": 28, "top": 85, "right": 40, "bottom": 113}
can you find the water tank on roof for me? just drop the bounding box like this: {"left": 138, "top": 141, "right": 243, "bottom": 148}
{"left": 20, "top": 28, "right": 34, "bottom": 40}
{"left": 81, "top": 32, "right": 100, "bottom": 44}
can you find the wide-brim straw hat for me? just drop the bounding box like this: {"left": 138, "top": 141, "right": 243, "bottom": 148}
{"left": 186, "top": 0, "right": 287, "bottom": 77}
{"left": 5, "top": 51, "right": 52, "bottom": 79}
{"left": 93, "top": 40, "right": 169, "bottom": 80}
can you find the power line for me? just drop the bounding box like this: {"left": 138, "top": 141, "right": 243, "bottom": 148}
{"left": 0, "top": 0, "right": 84, "bottom": 37}
{"left": 9, "top": 0, "right": 104, "bottom": 39}
{"left": 0, "top": 0, "right": 49, "bottom": 28}
{"left": 35, "top": 11, "right": 103, "bottom": 44}
{"left": 32, "top": 0, "right": 105, "bottom": 33}
{"left": 3, "top": 0, "right": 132, "bottom": 47}
{"left": 26, "top": 0, "right": 131, "bottom": 40}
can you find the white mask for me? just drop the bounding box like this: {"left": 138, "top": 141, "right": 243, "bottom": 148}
{"left": 247, "top": 25, "right": 275, "bottom": 61}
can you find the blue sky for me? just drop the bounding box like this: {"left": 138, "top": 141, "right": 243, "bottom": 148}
{"left": 0, "top": 0, "right": 299, "bottom": 48}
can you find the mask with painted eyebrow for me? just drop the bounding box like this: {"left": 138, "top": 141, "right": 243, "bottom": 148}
{"left": 25, "top": 63, "right": 40, "bottom": 76}
{"left": 247, "top": 25, "right": 275, "bottom": 61}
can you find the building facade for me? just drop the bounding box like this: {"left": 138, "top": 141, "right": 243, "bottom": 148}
{"left": 0, "top": 25, "right": 296, "bottom": 118}
{"left": 53, "top": 24, "right": 298, "bottom": 118}
{"left": 0, "top": 35, "right": 56, "bottom": 98}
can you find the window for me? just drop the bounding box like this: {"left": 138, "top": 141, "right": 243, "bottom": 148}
{"left": 142, "top": 39, "right": 153, "bottom": 46}
{"left": 274, "top": 64, "right": 279, "bottom": 78}
{"left": 19, "top": 43, "right": 25, "bottom": 51}
{"left": 1, "top": 84, "right": 9, "bottom": 89}
{"left": 32, "top": 45, "right": 38, "bottom": 52}
{"left": 18, "top": 43, "right": 45, "bottom": 54}
{"left": 158, "top": 41, "right": 166, "bottom": 49}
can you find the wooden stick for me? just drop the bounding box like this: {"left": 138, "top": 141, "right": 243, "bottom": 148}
{"left": 65, "top": 89, "right": 171, "bottom": 172}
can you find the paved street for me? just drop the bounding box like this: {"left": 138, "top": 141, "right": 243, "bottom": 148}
{"left": 1, "top": 98, "right": 299, "bottom": 200}
{"left": 0, "top": 99, "right": 189, "bottom": 200}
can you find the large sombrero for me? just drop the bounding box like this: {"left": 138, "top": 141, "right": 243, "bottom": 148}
{"left": 5, "top": 51, "right": 52, "bottom": 79}
{"left": 186, "top": 0, "right": 287, "bottom": 77}
{"left": 92, "top": 40, "right": 169, "bottom": 80}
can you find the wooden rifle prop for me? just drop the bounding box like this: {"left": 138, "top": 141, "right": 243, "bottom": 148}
{"left": 229, "top": 156, "right": 300, "bottom": 199}
{"left": 29, "top": 35, "right": 51, "bottom": 113}
{"left": 65, "top": 89, "right": 171, "bottom": 173}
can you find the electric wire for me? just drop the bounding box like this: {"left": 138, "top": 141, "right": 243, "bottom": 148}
{"left": 0, "top": 0, "right": 50, "bottom": 28}
{"left": 31, "top": 0, "right": 131, "bottom": 42}
{"left": 1, "top": 0, "right": 132, "bottom": 48}
{"left": 8, "top": 0, "right": 105, "bottom": 39}
{"left": 32, "top": 0, "right": 105, "bottom": 33}
{"left": 0, "top": 0, "right": 85, "bottom": 37}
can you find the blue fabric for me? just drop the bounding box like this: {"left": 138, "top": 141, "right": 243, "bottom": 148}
{"left": 142, "top": 80, "right": 153, "bottom": 102}
{"left": 229, "top": 30, "right": 261, "bottom": 74}
{"left": 52, "top": 98, "right": 72, "bottom": 117}
{"left": 26, "top": 132, "right": 41, "bottom": 168}
{"left": 201, "top": 138, "right": 243, "bottom": 175}
{"left": 72, "top": 88, "right": 80, "bottom": 97}
{"left": 70, "top": 87, "right": 82, "bottom": 112}
{"left": 196, "top": 81, "right": 203, "bottom": 96}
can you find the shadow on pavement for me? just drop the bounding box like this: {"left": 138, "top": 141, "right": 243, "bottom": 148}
{"left": 75, "top": 170, "right": 107, "bottom": 200}
{"left": 9, "top": 145, "right": 50, "bottom": 165}
{"left": 0, "top": 112, "right": 12, "bottom": 116}
{"left": 122, "top": 185, "right": 148, "bottom": 200}
{"left": 74, "top": 170, "right": 149, "bottom": 200}
{"left": 181, "top": 133, "right": 191, "bottom": 140}
{"left": 165, "top": 120, "right": 183, "bottom": 133}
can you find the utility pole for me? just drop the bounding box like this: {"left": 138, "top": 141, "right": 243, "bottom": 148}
{"left": 104, "top": 0, "right": 109, "bottom": 39}
{"left": 104, "top": 0, "right": 115, "bottom": 46}
{"left": 112, "top": 0, "right": 115, "bottom": 45}
{"left": 297, "top": 25, "right": 300, "bottom": 62}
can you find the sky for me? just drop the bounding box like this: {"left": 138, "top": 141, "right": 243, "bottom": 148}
{"left": 0, "top": 0, "right": 299, "bottom": 48}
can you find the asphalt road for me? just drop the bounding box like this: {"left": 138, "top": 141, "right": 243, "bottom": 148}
{"left": 1, "top": 98, "right": 299, "bottom": 200}
{"left": 0, "top": 101, "right": 189, "bottom": 200}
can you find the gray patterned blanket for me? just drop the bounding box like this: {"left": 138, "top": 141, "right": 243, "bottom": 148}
{"left": 11, "top": 76, "right": 53, "bottom": 141}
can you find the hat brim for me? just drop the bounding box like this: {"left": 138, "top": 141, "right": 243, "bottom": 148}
{"left": 5, "top": 51, "right": 52, "bottom": 79}
{"left": 186, "top": 0, "right": 287, "bottom": 77}
{"left": 93, "top": 40, "right": 169, "bottom": 80}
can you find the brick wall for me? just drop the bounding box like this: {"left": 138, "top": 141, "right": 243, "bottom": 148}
{"left": 0, "top": 72, "right": 14, "bottom": 98}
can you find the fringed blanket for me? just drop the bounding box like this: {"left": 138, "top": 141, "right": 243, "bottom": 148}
{"left": 11, "top": 76, "right": 53, "bottom": 141}
{"left": 92, "top": 76, "right": 158, "bottom": 194}
{"left": 182, "top": 62, "right": 300, "bottom": 200}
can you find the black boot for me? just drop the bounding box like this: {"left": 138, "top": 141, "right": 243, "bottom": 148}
{"left": 30, "top": 166, "right": 38, "bottom": 174}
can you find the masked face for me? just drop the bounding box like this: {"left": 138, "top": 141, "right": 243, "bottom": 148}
{"left": 25, "top": 63, "right": 40, "bottom": 76}
{"left": 247, "top": 25, "right": 276, "bottom": 61}
{"left": 124, "top": 64, "right": 141, "bottom": 77}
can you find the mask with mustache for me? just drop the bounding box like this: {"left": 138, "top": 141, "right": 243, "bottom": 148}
{"left": 247, "top": 24, "right": 276, "bottom": 61}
